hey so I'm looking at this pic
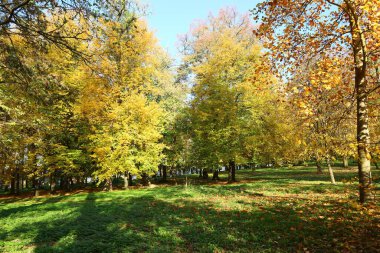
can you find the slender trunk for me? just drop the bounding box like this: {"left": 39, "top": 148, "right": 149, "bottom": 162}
{"left": 202, "top": 169, "right": 209, "bottom": 179}
{"left": 231, "top": 162, "right": 236, "bottom": 181}
{"left": 50, "top": 174, "right": 56, "bottom": 193}
{"left": 228, "top": 160, "right": 236, "bottom": 183}
{"left": 374, "top": 162, "right": 379, "bottom": 170}
{"left": 316, "top": 159, "right": 323, "bottom": 174}
{"left": 162, "top": 165, "right": 167, "bottom": 182}
{"left": 356, "top": 65, "right": 372, "bottom": 203}
{"left": 15, "top": 167, "right": 20, "bottom": 195}
{"left": 10, "top": 174, "right": 15, "bottom": 194}
{"left": 327, "top": 158, "right": 336, "bottom": 184}
{"left": 212, "top": 170, "right": 219, "bottom": 180}
{"left": 343, "top": 157, "right": 349, "bottom": 168}
{"left": 60, "top": 177, "right": 64, "bottom": 189}
{"left": 128, "top": 173, "right": 133, "bottom": 186}
{"left": 69, "top": 177, "right": 74, "bottom": 191}
{"left": 34, "top": 178, "right": 41, "bottom": 197}
{"left": 108, "top": 178, "right": 113, "bottom": 191}
{"left": 123, "top": 172, "right": 129, "bottom": 189}
{"left": 199, "top": 169, "right": 203, "bottom": 178}
{"left": 348, "top": 7, "right": 372, "bottom": 203}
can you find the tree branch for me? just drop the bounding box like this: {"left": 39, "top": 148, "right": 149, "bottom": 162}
{"left": 0, "top": 0, "right": 31, "bottom": 26}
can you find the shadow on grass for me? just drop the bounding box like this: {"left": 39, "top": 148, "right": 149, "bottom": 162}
{"left": 0, "top": 196, "right": 66, "bottom": 219}
{"left": 1, "top": 191, "right": 378, "bottom": 253}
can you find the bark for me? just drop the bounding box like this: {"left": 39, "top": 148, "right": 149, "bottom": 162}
{"left": 212, "top": 170, "right": 219, "bottom": 180}
{"left": 141, "top": 173, "right": 150, "bottom": 186}
{"left": 34, "top": 178, "right": 41, "bottom": 197}
{"left": 355, "top": 49, "right": 372, "bottom": 203}
{"left": 202, "top": 169, "right": 209, "bottom": 179}
{"left": 316, "top": 159, "right": 323, "bottom": 174}
{"left": 15, "top": 168, "right": 20, "bottom": 195}
{"left": 69, "top": 177, "right": 74, "bottom": 190}
{"left": 122, "top": 172, "right": 129, "bottom": 189}
{"left": 128, "top": 173, "right": 133, "bottom": 186}
{"left": 162, "top": 165, "right": 167, "bottom": 182}
{"left": 10, "top": 175, "right": 15, "bottom": 194}
{"left": 327, "top": 158, "right": 336, "bottom": 185}
{"left": 108, "top": 178, "right": 113, "bottom": 191}
{"left": 199, "top": 169, "right": 203, "bottom": 178}
{"left": 50, "top": 174, "right": 56, "bottom": 193}
{"left": 60, "top": 177, "right": 64, "bottom": 189}
{"left": 159, "top": 165, "right": 162, "bottom": 178}
{"left": 348, "top": 3, "right": 372, "bottom": 203}
{"left": 228, "top": 160, "right": 236, "bottom": 183}
{"left": 343, "top": 157, "right": 349, "bottom": 168}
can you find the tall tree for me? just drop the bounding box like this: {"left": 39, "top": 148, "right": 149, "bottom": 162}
{"left": 76, "top": 17, "right": 173, "bottom": 189}
{"left": 182, "top": 7, "right": 274, "bottom": 181}
{"left": 253, "top": 0, "right": 380, "bottom": 203}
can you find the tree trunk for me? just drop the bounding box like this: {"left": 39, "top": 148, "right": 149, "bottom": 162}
{"left": 199, "top": 169, "right": 203, "bottom": 178}
{"left": 202, "top": 169, "right": 208, "bottom": 179}
{"left": 128, "top": 173, "right": 133, "bottom": 186}
{"left": 343, "top": 157, "right": 349, "bottom": 168}
{"left": 327, "top": 158, "right": 336, "bottom": 185}
{"left": 349, "top": 11, "right": 372, "bottom": 203}
{"left": 50, "top": 174, "right": 56, "bottom": 193}
{"left": 316, "top": 159, "right": 323, "bottom": 174}
{"left": 212, "top": 170, "right": 219, "bottom": 180}
{"left": 108, "top": 178, "right": 113, "bottom": 191}
{"left": 374, "top": 162, "right": 379, "bottom": 170}
{"left": 15, "top": 168, "right": 20, "bottom": 195}
{"left": 162, "top": 165, "right": 167, "bottom": 182}
{"left": 123, "top": 172, "right": 129, "bottom": 189}
{"left": 69, "top": 177, "right": 74, "bottom": 191}
{"left": 10, "top": 175, "right": 15, "bottom": 194}
{"left": 141, "top": 173, "right": 150, "bottom": 186}
{"left": 34, "top": 178, "right": 41, "bottom": 197}
{"left": 228, "top": 160, "right": 236, "bottom": 183}
{"left": 60, "top": 177, "right": 64, "bottom": 189}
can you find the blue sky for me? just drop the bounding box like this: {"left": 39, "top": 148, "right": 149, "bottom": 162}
{"left": 143, "top": 0, "right": 261, "bottom": 60}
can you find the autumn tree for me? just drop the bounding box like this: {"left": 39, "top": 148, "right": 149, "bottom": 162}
{"left": 75, "top": 13, "right": 174, "bottom": 189}
{"left": 0, "top": 2, "right": 139, "bottom": 193}
{"left": 181, "top": 8, "right": 276, "bottom": 182}
{"left": 253, "top": 0, "right": 380, "bottom": 203}
{"left": 289, "top": 55, "right": 356, "bottom": 183}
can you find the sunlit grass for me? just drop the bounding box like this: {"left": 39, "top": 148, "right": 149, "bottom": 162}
{"left": 0, "top": 167, "right": 379, "bottom": 253}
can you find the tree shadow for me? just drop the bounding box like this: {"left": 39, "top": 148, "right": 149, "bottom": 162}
{"left": 2, "top": 191, "right": 379, "bottom": 252}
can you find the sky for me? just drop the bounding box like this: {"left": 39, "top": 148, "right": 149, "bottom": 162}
{"left": 143, "top": 0, "right": 261, "bottom": 60}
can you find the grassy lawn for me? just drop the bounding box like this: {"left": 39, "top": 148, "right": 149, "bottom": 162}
{"left": 0, "top": 167, "right": 379, "bottom": 253}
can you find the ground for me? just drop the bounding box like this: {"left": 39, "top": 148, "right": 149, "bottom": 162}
{"left": 0, "top": 167, "right": 379, "bottom": 253}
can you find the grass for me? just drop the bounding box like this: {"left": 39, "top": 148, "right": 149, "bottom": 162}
{"left": 0, "top": 167, "right": 379, "bottom": 253}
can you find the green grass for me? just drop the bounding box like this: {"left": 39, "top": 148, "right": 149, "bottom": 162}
{"left": 0, "top": 167, "right": 379, "bottom": 253}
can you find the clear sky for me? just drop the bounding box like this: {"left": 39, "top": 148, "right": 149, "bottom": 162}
{"left": 143, "top": 0, "right": 261, "bottom": 60}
